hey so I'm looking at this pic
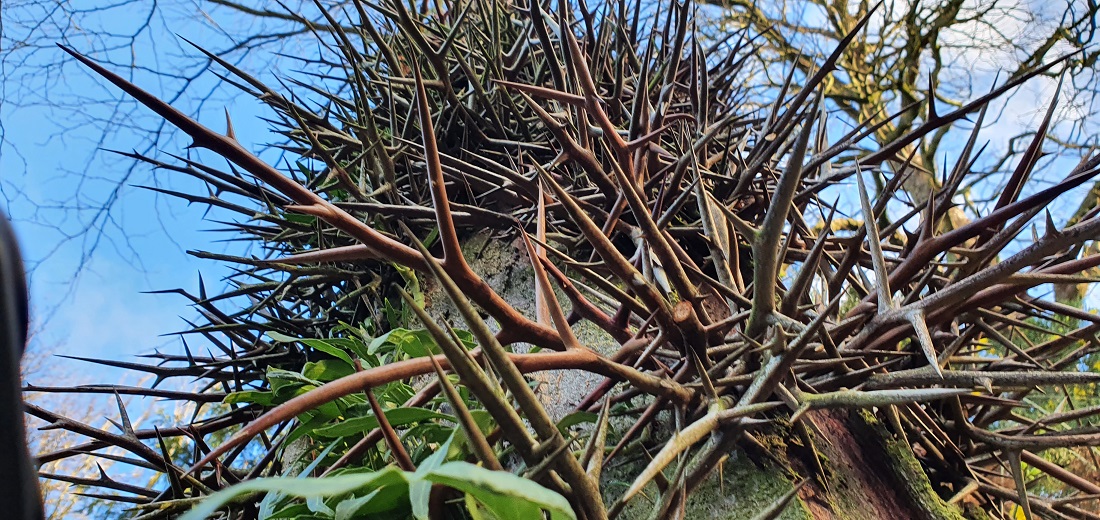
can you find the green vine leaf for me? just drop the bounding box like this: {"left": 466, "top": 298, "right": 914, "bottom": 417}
{"left": 425, "top": 462, "right": 577, "bottom": 520}
{"left": 178, "top": 461, "right": 574, "bottom": 520}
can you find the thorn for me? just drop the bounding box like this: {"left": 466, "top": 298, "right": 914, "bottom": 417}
{"left": 920, "top": 189, "right": 936, "bottom": 243}
{"left": 927, "top": 75, "right": 938, "bottom": 122}
{"left": 1007, "top": 450, "right": 1034, "bottom": 520}
{"left": 535, "top": 182, "right": 551, "bottom": 328}
{"left": 519, "top": 229, "right": 582, "bottom": 350}
{"left": 749, "top": 479, "right": 809, "bottom": 520}
{"left": 906, "top": 309, "right": 943, "bottom": 378}
{"left": 1044, "top": 209, "right": 1060, "bottom": 237}
{"left": 181, "top": 338, "right": 196, "bottom": 367}
{"left": 224, "top": 108, "right": 237, "bottom": 141}
{"left": 154, "top": 426, "right": 185, "bottom": 496}
{"left": 789, "top": 404, "right": 811, "bottom": 425}
{"left": 582, "top": 399, "right": 611, "bottom": 481}
{"left": 113, "top": 392, "right": 135, "bottom": 436}
{"left": 978, "top": 376, "right": 993, "bottom": 395}
{"left": 855, "top": 167, "right": 894, "bottom": 313}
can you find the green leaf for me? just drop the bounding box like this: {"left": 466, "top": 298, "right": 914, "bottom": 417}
{"left": 267, "top": 367, "right": 324, "bottom": 392}
{"left": 393, "top": 263, "right": 423, "bottom": 307}
{"left": 465, "top": 493, "right": 494, "bottom": 520}
{"left": 300, "top": 339, "right": 356, "bottom": 368}
{"left": 260, "top": 440, "right": 343, "bottom": 518}
{"left": 267, "top": 502, "right": 313, "bottom": 519}
{"left": 425, "top": 462, "right": 576, "bottom": 520}
{"left": 268, "top": 332, "right": 357, "bottom": 369}
{"left": 333, "top": 489, "right": 381, "bottom": 520}
{"left": 337, "top": 477, "right": 414, "bottom": 517}
{"left": 312, "top": 407, "right": 455, "bottom": 438}
{"left": 368, "top": 328, "right": 440, "bottom": 358}
{"left": 557, "top": 411, "right": 598, "bottom": 433}
{"left": 267, "top": 331, "right": 301, "bottom": 343}
{"left": 380, "top": 382, "right": 416, "bottom": 406}
{"left": 382, "top": 298, "right": 406, "bottom": 331}
{"left": 306, "top": 494, "right": 334, "bottom": 516}
{"left": 410, "top": 432, "right": 457, "bottom": 520}
{"left": 452, "top": 329, "right": 478, "bottom": 350}
{"left": 468, "top": 409, "right": 495, "bottom": 436}
{"left": 325, "top": 337, "right": 371, "bottom": 360}
{"left": 367, "top": 330, "right": 396, "bottom": 355}
{"left": 283, "top": 213, "right": 317, "bottom": 225}
{"left": 303, "top": 360, "right": 356, "bottom": 382}
{"left": 405, "top": 423, "right": 454, "bottom": 451}
{"left": 179, "top": 468, "right": 408, "bottom": 520}
{"left": 270, "top": 384, "right": 343, "bottom": 420}
{"left": 224, "top": 390, "right": 275, "bottom": 407}
{"left": 285, "top": 413, "right": 335, "bottom": 445}
{"left": 180, "top": 458, "right": 573, "bottom": 520}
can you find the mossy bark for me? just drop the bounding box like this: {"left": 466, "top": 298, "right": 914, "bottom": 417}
{"left": 793, "top": 410, "right": 973, "bottom": 520}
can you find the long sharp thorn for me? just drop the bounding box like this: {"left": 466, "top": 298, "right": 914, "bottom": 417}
{"left": 747, "top": 96, "right": 819, "bottom": 337}
{"left": 618, "top": 410, "right": 720, "bottom": 507}
{"left": 855, "top": 166, "right": 894, "bottom": 313}
{"left": 113, "top": 392, "right": 134, "bottom": 436}
{"left": 1007, "top": 450, "right": 1034, "bottom": 520}
{"left": 520, "top": 230, "right": 583, "bottom": 350}
{"left": 58, "top": 45, "right": 426, "bottom": 269}
{"left": 535, "top": 182, "right": 552, "bottom": 328}
{"left": 365, "top": 385, "right": 415, "bottom": 471}
{"left": 782, "top": 198, "right": 837, "bottom": 317}
{"left": 927, "top": 75, "right": 938, "bottom": 122}
{"left": 411, "top": 65, "right": 464, "bottom": 269}
{"left": 1044, "top": 209, "right": 1059, "bottom": 238}
{"left": 396, "top": 286, "right": 536, "bottom": 461}
{"left": 581, "top": 399, "right": 611, "bottom": 481}
{"left": 994, "top": 71, "right": 1065, "bottom": 213}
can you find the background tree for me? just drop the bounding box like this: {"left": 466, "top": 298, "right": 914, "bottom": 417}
{"left": 708, "top": 0, "right": 1098, "bottom": 188}
{"left": 705, "top": 0, "right": 1100, "bottom": 301}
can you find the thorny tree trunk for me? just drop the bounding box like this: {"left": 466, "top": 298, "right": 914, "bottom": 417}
{"left": 429, "top": 235, "right": 975, "bottom": 520}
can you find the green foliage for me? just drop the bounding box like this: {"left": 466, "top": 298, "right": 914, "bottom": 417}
{"left": 180, "top": 432, "right": 575, "bottom": 520}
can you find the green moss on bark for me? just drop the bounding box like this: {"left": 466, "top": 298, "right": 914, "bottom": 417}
{"left": 852, "top": 410, "right": 969, "bottom": 520}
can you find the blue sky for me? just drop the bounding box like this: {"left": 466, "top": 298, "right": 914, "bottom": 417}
{"left": 0, "top": 2, "right": 291, "bottom": 384}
